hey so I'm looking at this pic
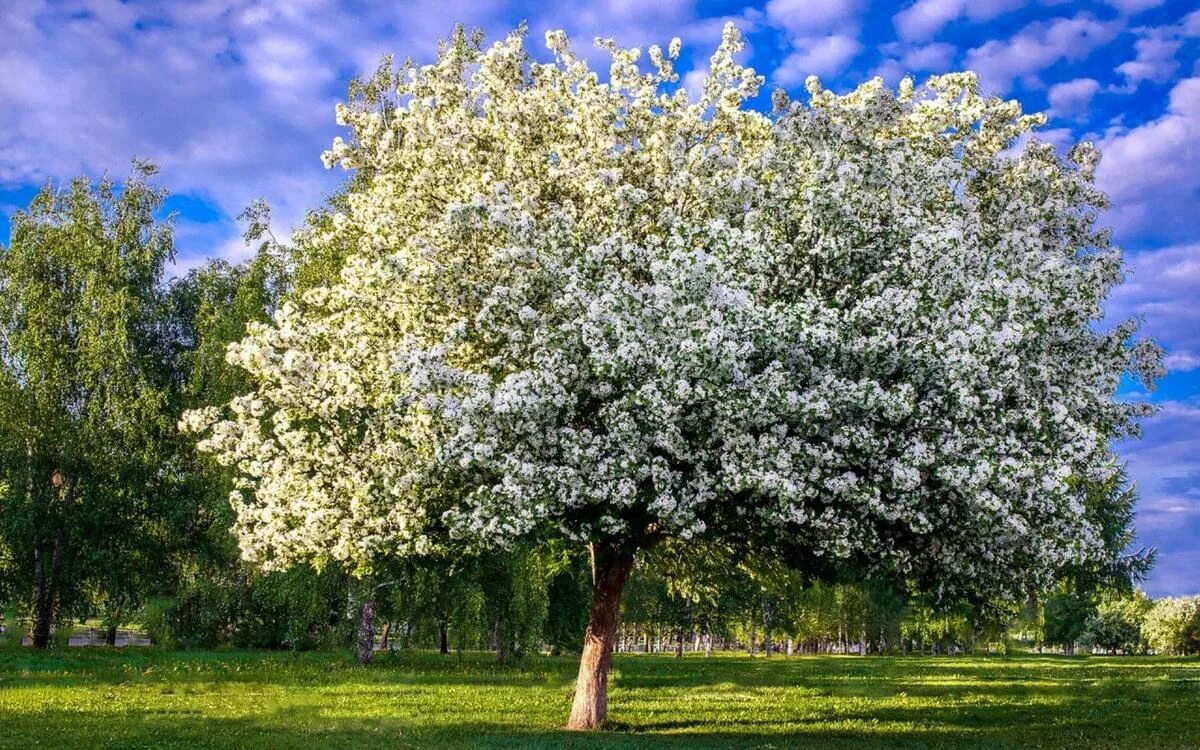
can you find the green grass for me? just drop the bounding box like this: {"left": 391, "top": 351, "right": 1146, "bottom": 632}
{"left": 1, "top": 649, "right": 1197, "bottom": 748}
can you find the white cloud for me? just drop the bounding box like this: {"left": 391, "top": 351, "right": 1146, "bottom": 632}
{"left": 766, "top": 0, "right": 863, "bottom": 35}
{"left": 1047, "top": 77, "right": 1100, "bottom": 118}
{"left": 0, "top": 0, "right": 515, "bottom": 260}
{"left": 766, "top": 0, "right": 865, "bottom": 84}
{"left": 1164, "top": 352, "right": 1200, "bottom": 372}
{"left": 873, "top": 41, "right": 957, "bottom": 85}
{"left": 1118, "top": 34, "right": 1184, "bottom": 88}
{"left": 893, "top": 0, "right": 1025, "bottom": 42}
{"left": 1097, "top": 78, "right": 1200, "bottom": 243}
{"left": 1114, "top": 13, "right": 1200, "bottom": 91}
{"left": 964, "top": 14, "right": 1122, "bottom": 93}
{"left": 1116, "top": 398, "right": 1200, "bottom": 596}
{"left": 1105, "top": 240, "right": 1200, "bottom": 596}
{"left": 1105, "top": 0, "right": 1166, "bottom": 16}
{"left": 1107, "top": 242, "right": 1200, "bottom": 369}
{"left": 682, "top": 68, "right": 707, "bottom": 101}
{"left": 775, "top": 35, "right": 864, "bottom": 84}
{"left": 900, "top": 42, "right": 957, "bottom": 71}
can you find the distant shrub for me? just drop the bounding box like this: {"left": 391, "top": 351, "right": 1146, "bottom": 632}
{"left": 1143, "top": 596, "right": 1200, "bottom": 655}
{"left": 233, "top": 566, "right": 349, "bottom": 650}
{"left": 1079, "top": 592, "right": 1152, "bottom": 654}
{"left": 141, "top": 567, "right": 350, "bottom": 650}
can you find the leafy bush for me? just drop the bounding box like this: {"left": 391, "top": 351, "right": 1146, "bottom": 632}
{"left": 233, "top": 566, "right": 350, "bottom": 650}
{"left": 1143, "top": 596, "right": 1200, "bottom": 655}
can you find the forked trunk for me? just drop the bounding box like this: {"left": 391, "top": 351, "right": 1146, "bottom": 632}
{"left": 566, "top": 542, "right": 635, "bottom": 730}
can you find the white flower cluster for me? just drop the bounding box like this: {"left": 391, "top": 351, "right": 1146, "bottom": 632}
{"left": 182, "top": 25, "right": 1160, "bottom": 599}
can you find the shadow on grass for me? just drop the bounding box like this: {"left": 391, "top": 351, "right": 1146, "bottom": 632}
{"left": 3, "top": 650, "right": 1199, "bottom": 749}
{"left": 3, "top": 705, "right": 1200, "bottom": 750}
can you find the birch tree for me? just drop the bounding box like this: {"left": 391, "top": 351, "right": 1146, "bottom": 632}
{"left": 0, "top": 164, "right": 174, "bottom": 647}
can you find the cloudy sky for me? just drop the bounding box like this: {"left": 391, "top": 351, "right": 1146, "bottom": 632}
{"left": 2, "top": 0, "right": 1197, "bottom": 596}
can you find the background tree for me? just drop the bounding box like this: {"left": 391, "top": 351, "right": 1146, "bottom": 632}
{"left": 1078, "top": 590, "right": 1151, "bottom": 654}
{"left": 1142, "top": 596, "right": 1200, "bottom": 655}
{"left": 0, "top": 164, "right": 175, "bottom": 647}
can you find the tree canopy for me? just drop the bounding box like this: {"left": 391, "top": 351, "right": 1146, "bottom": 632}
{"left": 170, "top": 23, "right": 1160, "bottom": 728}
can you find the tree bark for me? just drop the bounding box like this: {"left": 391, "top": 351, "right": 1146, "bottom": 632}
{"left": 356, "top": 594, "right": 376, "bottom": 665}
{"left": 438, "top": 621, "right": 449, "bottom": 654}
{"left": 493, "top": 616, "right": 508, "bottom": 664}
{"left": 104, "top": 599, "right": 124, "bottom": 646}
{"left": 674, "top": 630, "right": 683, "bottom": 658}
{"left": 379, "top": 621, "right": 392, "bottom": 651}
{"left": 31, "top": 527, "right": 65, "bottom": 649}
{"left": 31, "top": 541, "right": 49, "bottom": 648}
{"left": 566, "top": 542, "right": 635, "bottom": 731}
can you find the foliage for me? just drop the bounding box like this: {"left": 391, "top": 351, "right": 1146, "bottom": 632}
{"left": 1042, "top": 590, "right": 1096, "bottom": 650}
{"left": 0, "top": 164, "right": 178, "bottom": 644}
{"left": 1142, "top": 596, "right": 1200, "bottom": 655}
{"left": 1078, "top": 591, "right": 1152, "bottom": 654}
{"left": 184, "top": 25, "right": 1161, "bottom": 615}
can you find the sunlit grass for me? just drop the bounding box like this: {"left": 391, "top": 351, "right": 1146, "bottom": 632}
{"left": 1, "top": 649, "right": 1197, "bottom": 748}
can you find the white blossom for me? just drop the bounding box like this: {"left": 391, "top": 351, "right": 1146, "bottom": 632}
{"left": 182, "top": 26, "right": 1160, "bottom": 601}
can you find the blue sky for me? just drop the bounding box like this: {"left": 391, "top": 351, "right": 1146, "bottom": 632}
{"left": 1, "top": 0, "right": 1197, "bottom": 596}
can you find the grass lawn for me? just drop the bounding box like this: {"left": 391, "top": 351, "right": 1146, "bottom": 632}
{"left": 1, "top": 649, "right": 1198, "bottom": 748}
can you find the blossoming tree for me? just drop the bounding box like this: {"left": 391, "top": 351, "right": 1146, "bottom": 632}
{"left": 182, "top": 25, "right": 1162, "bottom": 729}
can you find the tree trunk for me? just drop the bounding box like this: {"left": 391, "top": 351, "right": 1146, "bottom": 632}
{"left": 493, "top": 616, "right": 508, "bottom": 664}
{"left": 438, "top": 621, "right": 449, "bottom": 654}
{"left": 566, "top": 542, "right": 635, "bottom": 731}
{"left": 704, "top": 632, "right": 713, "bottom": 657}
{"left": 379, "top": 621, "right": 392, "bottom": 651}
{"left": 674, "top": 630, "right": 683, "bottom": 658}
{"left": 31, "top": 541, "right": 49, "bottom": 648}
{"left": 356, "top": 594, "right": 376, "bottom": 665}
{"left": 786, "top": 637, "right": 794, "bottom": 656}
{"left": 860, "top": 630, "right": 867, "bottom": 656}
{"left": 104, "top": 599, "right": 124, "bottom": 646}
{"left": 31, "top": 527, "right": 66, "bottom": 649}
{"left": 749, "top": 616, "right": 758, "bottom": 657}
